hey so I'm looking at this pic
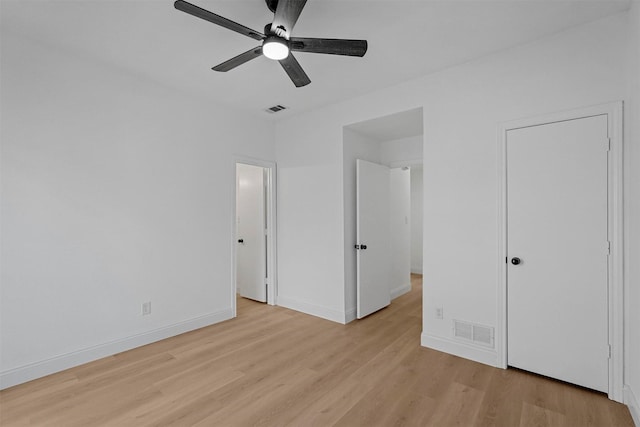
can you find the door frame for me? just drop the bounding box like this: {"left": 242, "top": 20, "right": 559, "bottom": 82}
{"left": 232, "top": 156, "right": 278, "bottom": 316}
{"left": 496, "top": 101, "right": 624, "bottom": 402}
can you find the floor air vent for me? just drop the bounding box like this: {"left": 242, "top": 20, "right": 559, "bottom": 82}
{"left": 453, "top": 319, "right": 494, "bottom": 348}
{"left": 265, "top": 104, "right": 287, "bottom": 113}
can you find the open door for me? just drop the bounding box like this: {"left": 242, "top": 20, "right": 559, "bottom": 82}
{"left": 356, "top": 159, "right": 391, "bottom": 318}
{"left": 236, "top": 163, "right": 267, "bottom": 303}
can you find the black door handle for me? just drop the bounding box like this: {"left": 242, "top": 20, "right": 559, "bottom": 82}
{"left": 511, "top": 257, "right": 521, "bottom": 265}
{"left": 354, "top": 244, "right": 368, "bottom": 250}
{"left": 238, "top": 239, "right": 244, "bottom": 243}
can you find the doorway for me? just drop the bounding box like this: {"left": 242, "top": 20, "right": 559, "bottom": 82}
{"left": 355, "top": 161, "right": 415, "bottom": 319}
{"left": 343, "top": 107, "right": 424, "bottom": 321}
{"left": 497, "top": 102, "right": 624, "bottom": 401}
{"left": 232, "top": 158, "right": 277, "bottom": 316}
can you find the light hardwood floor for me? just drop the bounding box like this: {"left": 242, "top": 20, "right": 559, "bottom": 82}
{"left": 0, "top": 275, "right": 634, "bottom": 426}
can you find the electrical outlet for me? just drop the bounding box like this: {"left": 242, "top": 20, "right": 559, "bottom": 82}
{"left": 435, "top": 307, "right": 443, "bottom": 320}
{"left": 142, "top": 301, "right": 151, "bottom": 316}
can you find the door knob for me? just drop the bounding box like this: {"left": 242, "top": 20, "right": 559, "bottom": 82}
{"left": 511, "top": 257, "right": 521, "bottom": 265}
{"left": 361, "top": 245, "right": 367, "bottom": 250}
{"left": 238, "top": 239, "right": 244, "bottom": 243}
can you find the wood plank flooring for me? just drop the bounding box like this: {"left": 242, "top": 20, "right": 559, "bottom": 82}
{"left": 0, "top": 275, "right": 634, "bottom": 426}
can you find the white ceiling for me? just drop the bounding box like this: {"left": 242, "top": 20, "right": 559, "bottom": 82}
{"left": 1, "top": 0, "right": 631, "bottom": 120}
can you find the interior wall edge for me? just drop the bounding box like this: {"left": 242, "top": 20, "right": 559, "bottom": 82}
{"left": 624, "top": 385, "right": 640, "bottom": 426}
{"left": 390, "top": 283, "right": 412, "bottom": 300}
{"left": 344, "top": 308, "right": 357, "bottom": 324}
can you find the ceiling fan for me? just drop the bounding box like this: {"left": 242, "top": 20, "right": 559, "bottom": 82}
{"left": 174, "top": 0, "right": 368, "bottom": 87}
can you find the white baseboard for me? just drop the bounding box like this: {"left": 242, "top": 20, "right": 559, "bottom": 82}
{"left": 390, "top": 283, "right": 411, "bottom": 300}
{"left": 277, "top": 295, "right": 347, "bottom": 324}
{"left": 411, "top": 268, "right": 423, "bottom": 275}
{"left": 421, "top": 332, "right": 498, "bottom": 367}
{"left": 0, "top": 308, "right": 233, "bottom": 390}
{"left": 339, "top": 286, "right": 411, "bottom": 324}
{"left": 625, "top": 385, "right": 640, "bottom": 427}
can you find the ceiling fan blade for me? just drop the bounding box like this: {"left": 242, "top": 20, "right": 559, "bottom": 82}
{"left": 174, "top": 0, "right": 264, "bottom": 41}
{"left": 271, "top": 0, "right": 307, "bottom": 38}
{"left": 279, "top": 53, "right": 311, "bottom": 87}
{"left": 212, "top": 47, "right": 263, "bottom": 72}
{"left": 290, "top": 38, "right": 368, "bottom": 57}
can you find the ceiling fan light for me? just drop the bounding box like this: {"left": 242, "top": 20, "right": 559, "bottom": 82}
{"left": 263, "top": 37, "right": 289, "bottom": 60}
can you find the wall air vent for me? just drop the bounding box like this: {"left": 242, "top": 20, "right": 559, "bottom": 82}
{"left": 453, "top": 319, "right": 494, "bottom": 348}
{"left": 265, "top": 104, "right": 287, "bottom": 114}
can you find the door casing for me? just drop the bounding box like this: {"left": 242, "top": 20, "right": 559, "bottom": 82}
{"left": 232, "top": 156, "right": 277, "bottom": 315}
{"left": 496, "top": 102, "right": 624, "bottom": 402}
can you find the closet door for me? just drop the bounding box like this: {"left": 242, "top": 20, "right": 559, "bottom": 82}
{"left": 507, "top": 115, "right": 609, "bottom": 392}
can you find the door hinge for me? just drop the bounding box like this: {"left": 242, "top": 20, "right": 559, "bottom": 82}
{"left": 606, "top": 138, "right": 611, "bottom": 152}
{"left": 608, "top": 344, "right": 612, "bottom": 359}
{"left": 606, "top": 240, "right": 611, "bottom": 256}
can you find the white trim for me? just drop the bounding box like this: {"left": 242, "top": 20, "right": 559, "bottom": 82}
{"left": 390, "top": 283, "right": 411, "bottom": 300}
{"left": 421, "top": 333, "right": 497, "bottom": 367}
{"left": 0, "top": 308, "right": 233, "bottom": 390}
{"left": 496, "top": 101, "right": 624, "bottom": 402}
{"left": 277, "top": 295, "right": 348, "bottom": 324}
{"left": 232, "top": 156, "right": 278, "bottom": 314}
{"left": 410, "top": 268, "right": 423, "bottom": 275}
{"left": 624, "top": 386, "right": 640, "bottom": 427}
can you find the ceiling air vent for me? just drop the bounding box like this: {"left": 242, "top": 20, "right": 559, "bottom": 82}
{"left": 265, "top": 104, "right": 287, "bottom": 114}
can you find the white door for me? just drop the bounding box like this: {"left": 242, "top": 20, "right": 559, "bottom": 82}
{"left": 507, "top": 115, "right": 609, "bottom": 392}
{"left": 356, "top": 159, "right": 391, "bottom": 318}
{"left": 236, "top": 163, "right": 266, "bottom": 303}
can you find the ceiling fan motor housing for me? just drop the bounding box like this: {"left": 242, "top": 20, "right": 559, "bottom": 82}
{"left": 266, "top": 0, "right": 279, "bottom": 13}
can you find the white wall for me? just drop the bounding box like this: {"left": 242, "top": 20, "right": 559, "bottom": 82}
{"left": 410, "top": 167, "right": 424, "bottom": 274}
{"left": 380, "top": 135, "right": 423, "bottom": 165}
{"left": 625, "top": 1, "right": 640, "bottom": 423}
{"left": 389, "top": 168, "right": 411, "bottom": 299}
{"left": 275, "top": 12, "right": 632, "bottom": 372}
{"left": 0, "top": 32, "right": 274, "bottom": 388}
{"left": 273, "top": 105, "right": 346, "bottom": 323}
{"left": 418, "top": 16, "right": 628, "bottom": 365}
